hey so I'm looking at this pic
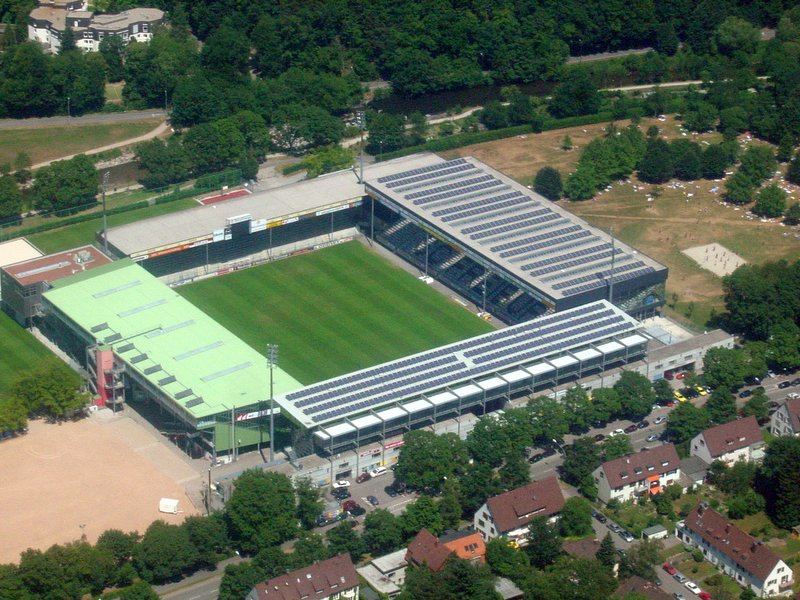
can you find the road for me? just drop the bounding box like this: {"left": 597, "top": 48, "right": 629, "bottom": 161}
{"left": 0, "top": 109, "right": 168, "bottom": 129}
{"left": 156, "top": 556, "right": 243, "bottom": 600}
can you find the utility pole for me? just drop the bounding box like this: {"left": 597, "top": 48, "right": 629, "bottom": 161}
{"left": 266, "top": 344, "right": 278, "bottom": 463}
{"left": 67, "top": 96, "right": 71, "bottom": 119}
{"left": 101, "top": 171, "right": 110, "bottom": 253}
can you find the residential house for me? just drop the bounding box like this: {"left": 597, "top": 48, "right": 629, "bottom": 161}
{"left": 247, "top": 554, "right": 359, "bottom": 600}
{"left": 593, "top": 444, "right": 681, "bottom": 504}
{"left": 356, "top": 548, "right": 407, "bottom": 598}
{"left": 679, "top": 455, "right": 709, "bottom": 490}
{"left": 771, "top": 397, "right": 800, "bottom": 437}
{"left": 473, "top": 476, "right": 565, "bottom": 546}
{"left": 406, "top": 528, "right": 486, "bottom": 572}
{"left": 690, "top": 416, "right": 764, "bottom": 466}
{"left": 676, "top": 504, "right": 793, "bottom": 597}
{"left": 28, "top": 0, "right": 163, "bottom": 53}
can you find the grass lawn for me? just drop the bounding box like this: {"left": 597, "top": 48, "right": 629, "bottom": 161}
{"left": 444, "top": 116, "right": 800, "bottom": 331}
{"left": 0, "top": 310, "right": 62, "bottom": 395}
{"left": 177, "top": 241, "right": 494, "bottom": 384}
{"left": 0, "top": 120, "right": 162, "bottom": 166}
{"left": 104, "top": 83, "right": 124, "bottom": 103}
{"left": 27, "top": 198, "right": 199, "bottom": 254}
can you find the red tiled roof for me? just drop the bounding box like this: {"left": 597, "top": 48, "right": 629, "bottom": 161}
{"left": 485, "top": 476, "right": 565, "bottom": 534}
{"left": 252, "top": 554, "right": 358, "bottom": 600}
{"left": 684, "top": 505, "right": 782, "bottom": 582}
{"left": 600, "top": 444, "right": 679, "bottom": 489}
{"left": 784, "top": 398, "right": 800, "bottom": 432}
{"left": 406, "top": 529, "right": 453, "bottom": 572}
{"left": 442, "top": 530, "right": 486, "bottom": 562}
{"left": 699, "top": 416, "right": 762, "bottom": 458}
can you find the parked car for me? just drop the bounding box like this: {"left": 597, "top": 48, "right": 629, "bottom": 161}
{"left": 662, "top": 562, "right": 677, "bottom": 576}
{"left": 694, "top": 385, "right": 708, "bottom": 396}
{"left": 673, "top": 594, "right": 686, "bottom": 600}
{"left": 682, "top": 387, "right": 699, "bottom": 399}
{"left": 610, "top": 429, "right": 625, "bottom": 437}
{"left": 779, "top": 381, "right": 792, "bottom": 389}
{"left": 315, "top": 512, "right": 346, "bottom": 527}
{"left": 342, "top": 500, "right": 365, "bottom": 516}
{"left": 385, "top": 485, "right": 398, "bottom": 498}
{"left": 675, "top": 372, "right": 687, "bottom": 380}
{"left": 367, "top": 495, "right": 379, "bottom": 506}
{"left": 341, "top": 499, "right": 359, "bottom": 512}
{"left": 332, "top": 480, "right": 350, "bottom": 489}
{"left": 654, "top": 416, "right": 666, "bottom": 424}
{"left": 592, "top": 510, "right": 607, "bottom": 523}
{"left": 624, "top": 424, "right": 638, "bottom": 434}
{"left": 607, "top": 522, "right": 621, "bottom": 533}
{"left": 594, "top": 433, "right": 606, "bottom": 443}
{"left": 356, "top": 472, "right": 371, "bottom": 483}
{"left": 739, "top": 389, "right": 753, "bottom": 398}
{"left": 791, "top": 378, "right": 800, "bottom": 386}
{"left": 620, "top": 531, "right": 635, "bottom": 543}
{"left": 646, "top": 434, "right": 660, "bottom": 442}
{"left": 369, "top": 466, "right": 388, "bottom": 478}
{"left": 744, "top": 375, "right": 762, "bottom": 386}
{"left": 698, "top": 592, "right": 712, "bottom": 600}
{"left": 637, "top": 420, "right": 649, "bottom": 429}
{"left": 332, "top": 488, "right": 351, "bottom": 500}
{"left": 674, "top": 390, "right": 686, "bottom": 402}
{"left": 674, "top": 574, "right": 687, "bottom": 583}
{"left": 684, "top": 581, "right": 701, "bottom": 594}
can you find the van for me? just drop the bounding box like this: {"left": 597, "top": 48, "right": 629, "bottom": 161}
{"left": 369, "top": 466, "right": 387, "bottom": 478}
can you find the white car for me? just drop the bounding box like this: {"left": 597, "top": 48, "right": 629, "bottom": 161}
{"left": 684, "top": 581, "right": 701, "bottom": 594}
{"left": 369, "top": 466, "right": 388, "bottom": 478}
{"left": 332, "top": 480, "right": 350, "bottom": 489}
{"left": 654, "top": 416, "right": 666, "bottom": 424}
{"left": 609, "top": 428, "right": 625, "bottom": 437}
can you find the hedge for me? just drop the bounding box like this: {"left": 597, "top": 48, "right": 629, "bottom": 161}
{"left": 281, "top": 162, "right": 308, "bottom": 176}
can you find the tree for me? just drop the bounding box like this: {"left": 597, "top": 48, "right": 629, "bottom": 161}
{"left": 549, "top": 70, "right": 600, "bottom": 118}
{"left": 183, "top": 119, "right": 246, "bottom": 175}
{"left": 182, "top": 514, "right": 229, "bottom": 569}
{"left": 683, "top": 102, "right": 718, "bottom": 133}
{"left": 439, "top": 477, "right": 462, "bottom": 530}
{"left": 724, "top": 170, "right": 755, "bottom": 205}
{"left": 591, "top": 388, "right": 621, "bottom": 424}
{"left": 59, "top": 27, "right": 77, "bottom": 54}
{"left": 788, "top": 152, "right": 800, "bottom": 185}
{"left": 534, "top": 167, "right": 563, "bottom": 200}
{"left": 758, "top": 437, "right": 800, "bottom": 528}
{"left": 363, "top": 509, "right": 403, "bottom": 554}
{"left": 703, "top": 347, "right": 747, "bottom": 390}
{"left": 134, "top": 138, "right": 192, "bottom": 189}
{"left": 170, "top": 74, "right": 227, "bottom": 127}
{"left": 0, "top": 175, "right": 22, "bottom": 221}
{"left": 702, "top": 144, "right": 729, "bottom": 179}
{"left": 619, "top": 539, "right": 662, "bottom": 579}
{"left": 271, "top": 104, "right": 345, "bottom": 151}
{"left": 395, "top": 430, "right": 467, "bottom": 493}
{"left": 407, "top": 112, "right": 429, "bottom": 146}
{"left": 602, "top": 434, "right": 633, "bottom": 461}
{"left": 671, "top": 140, "right": 703, "bottom": 181}
{"left": 32, "top": 154, "right": 99, "bottom": 213}
{"left": 742, "top": 387, "right": 769, "bottom": 421}
{"left": 753, "top": 184, "right": 787, "bottom": 218}
{"left": 784, "top": 203, "right": 800, "bottom": 225}
{"left": 133, "top": 520, "right": 199, "bottom": 583}
{"left": 666, "top": 402, "right": 710, "bottom": 444}
{"left": 705, "top": 387, "right": 737, "bottom": 424}
{"left": 366, "top": 111, "right": 406, "bottom": 154}
{"left": 1, "top": 43, "right": 58, "bottom": 117}
{"left": 18, "top": 542, "right": 115, "bottom": 598}
{"left": 767, "top": 320, "right": 800, "bottom": 372}
{"left": 596, "top": 533, "right": 616, "bottom": 568}
{"left": 485, "top": 538, "right": 530, "bottom": 578}
{"left": 614, "top": 371, "right": 656, "bottom": 420}
{"left": 99, "top": 35, "right": 125, "bottom": 82}
{"left": 559, "top": 497, "right": 593, "bottom": 537}
{"left": 96, "top": 529, "right": 138, "bottom": 580}
{"left": 295, "top": 478, "right": 323, "bottom": 529}
{"left": 528, "top": 396, "right": 569, "bottom": 443}
{"left": 653, "top": 379, "right": 674, "bottom": 406}
{"left": 401, "top": 496, "right": 443, "bottom": 538}
{"left": 467, "top": 416, "right": 515, "bottom": 468}
{"left": 200, "top": 25, "right": 250, "bottom": 78}
{"left": 0, "top": 397, "right": 27, "bottom": 433}
{"left": 654, "top": 21, "right": 679, "bottom": 55}
{"left": 460, "top": 463, "right": 503, "bottom": 516}
{"left": 499, "top": 452, "right": 531, "bottom": 490}
{"left": 526, "top": 516, "right": 561, "bottom": 568}
{"left": 562, "top": 437, "right": 601, "bottom": 498}
{"left": 776, "top": 134, "right": 795, "bottom": 162}
{"left": 224, "top": 470, "right": 297, "bottom": 553}
{"left": 290, "top": 531, "right": 328, "bottom": 568}
{"left": 11, "top": 365, "right": 85, "bottom": 419}
{"left": 564, "top": 164, "right": 600, "bottom": 200}
{"left": 479, "top": 101, "right": 510, "bottom": 130}
{"left": 638, "top": 137, "right": 673, "bottom": 183}
{"left": 219, "top": 562, "right": 268, "bottom": 600}
{"left": 326, "top": 521, "right": 365, "bottom": 562}
{"left": 508, "top": 93, "right": 539, "bottom": 127}
{"left": 739, "top": 146, "right": 777, "bottom": 186}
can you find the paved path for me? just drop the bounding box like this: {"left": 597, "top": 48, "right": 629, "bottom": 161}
{"left": 156, "top": 556, "right": 243, "bottom": 600}
{"left": 29, "top": 121, "right": 169, "bottom": 170}
{"left": 0, "top": 109, "right": 167, "bottom": 130}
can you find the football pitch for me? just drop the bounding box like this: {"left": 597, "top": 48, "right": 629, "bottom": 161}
{"left": 177, "top": 241, "right": 494, "bottom": 384}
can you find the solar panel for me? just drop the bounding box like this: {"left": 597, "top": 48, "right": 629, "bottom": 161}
{"left": 158, "top": 375, "right": 176, "bottom": 386}
{"left": 174, "top": 388, "right": 193, "bottom": 400}
{"left": 404, "top": 175, "right": 495, "bottom": 201}
{"left": 490, "top": 225, "right": 582, "bottom": 253}
{"left": 442, "top": 196, "right": 528, "bottom": 223}
{"left": 414, "top": 180, "right": 507, "bottom": 206}
{"left": 185, "top": 397, "right": 204, "bottom": 408}
{"left": 432, "top": 192, "right": 527, "bottom": 218}
{"left": 376, "top": 158, "right": 466, "bottom": 184}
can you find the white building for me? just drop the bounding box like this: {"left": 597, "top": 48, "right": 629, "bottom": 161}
{"left": 677, "top": 504, "right": 793, "bottom": 597}
{"left": 690, "top": 416, "right": 764, "bottom": 466}
{"left": 771, "top": 397, "right": 800, "bottom": 437}
{"left": 28, "top": 0, "right": 163, "bottom": 53}
{"left": 593, "top": 444, "right": 681, "bottom": 504}
{"left": 474, "top": 476, "right": 565, "bottom": 546}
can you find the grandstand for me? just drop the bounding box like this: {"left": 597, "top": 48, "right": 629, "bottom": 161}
{"left": 274, "top": 300, "right": 647, "bottom": 454}
{"left": 41, "top": 260, "right": 301, "bottom": 457}
{"left": 365, "top": 154, "right": 668, "bottom": 320}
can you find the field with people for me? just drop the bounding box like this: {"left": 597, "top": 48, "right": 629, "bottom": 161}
{"left": 178, "top": 240, "right": 494, "bottom": 384}
{"left": 444, "top": 116, "right": 800, "bottom": 329}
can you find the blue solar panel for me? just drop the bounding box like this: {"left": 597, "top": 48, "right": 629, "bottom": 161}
{"left": 490, "top": 225, "right": 582, "bottom": 253}
{"left": 377, "top": 158, "right": 467, "bottom": 184}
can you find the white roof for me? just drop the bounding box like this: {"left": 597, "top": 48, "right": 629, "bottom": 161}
{"left": 596, "top": 340, "right": 625, "bottom": 353}
{"left": 477, "top": 377, "right": 506, "bottom": 391}
{"left": 573, "top": 348, "right": 602, "bottom": 361}
{"left": 376, "top": 406, "right": 407, "bottom": 422}
{"left": 501, "top": 369, "right": 530, "bottom": 383}
{"left": 526, "top": 362, "right": 555, "bottom": 376}
{"left": 322, "top": 422, "right": 356, "bottom": 437}
{"left": 350, "top": 414, "right": 381, "bottom": 428}
{"left": 550, "top": 355, "right": 579, "bottom": 368}
{"left": 0, "top": 238, "right": 42, "bottom": 269}
{"left": 453, "top": 383, "right": 482, "bottom": 398}
{"left": 428, "top": 391, "right": 458, "bottom": 405}
{"left": 619, "top": 334, "right": 648, "bottom": 347}
{"left": 403, "top": 398, "right": 432, "bottom": 414}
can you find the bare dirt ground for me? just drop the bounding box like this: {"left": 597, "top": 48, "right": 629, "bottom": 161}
{"left": 0, "top": 413, "right": 199, "bottom": 563}
{"left": 443, "top": 117, "right": 800, "bottom": 329}
{"left": 683, "top": 243, "right": 747, "bottom": 277}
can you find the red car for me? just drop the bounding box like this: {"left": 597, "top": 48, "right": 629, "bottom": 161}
{"left": 662, "top": 562, "right": 677, "bottom": 576}
{"left": 675, "top": 371, "right": 687, "bottom": 380}
{"left": 356, "top": 472, "right": 371, "bottom": 483}
{"left": 698, "top": 593, "right": 712, "bottom": 600}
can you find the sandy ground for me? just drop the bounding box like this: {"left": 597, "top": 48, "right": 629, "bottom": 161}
{"left": 0, "top": 412, "right": 200, "bottom": 563}
{"left": 682, "top": 243, "right": 747, "bottom": 277}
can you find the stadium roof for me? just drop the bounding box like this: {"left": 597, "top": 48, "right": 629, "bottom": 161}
{"left": 365, "top": 154, "right": 667, "bottom": 306}
{"left": 276, "top": 300, "right": 643, "bottom": 428}
{"left": 105, "top": 169, "right": 366, "bottom": 257}
{"left": 43, "top": 260, "right": 301, "bottom": 423}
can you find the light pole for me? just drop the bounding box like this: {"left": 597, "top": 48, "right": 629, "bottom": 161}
{"left": 101, "top": 171, "right": 110, "bottom": 253}
{"left": 67, "top": 96, "right": 71, "bottom": 119}
{"left": 164, "top": 89, "right": 168, "bottom": 112}
{"left": 266, "top": 344, "right": 278, "bottom": 462}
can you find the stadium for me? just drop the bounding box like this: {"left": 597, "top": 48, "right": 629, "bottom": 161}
{"left": 15, "top": 152, "right": 728, "bottom": 463}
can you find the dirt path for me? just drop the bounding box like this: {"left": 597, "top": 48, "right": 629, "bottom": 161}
{"left": 0, "top": 109, "right": 167, "bottom": 130}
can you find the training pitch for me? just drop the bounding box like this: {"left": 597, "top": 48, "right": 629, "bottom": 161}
{"left": 177, "top": 241, "right": 494, "bottom": 384}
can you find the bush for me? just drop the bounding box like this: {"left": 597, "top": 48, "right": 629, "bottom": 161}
{"left": 753, "top": 184, "right": 787, "bottom": 218}
{"left": 724, "top": 171, "right": 755, "bottom": 204}
{"left": 533, "top": 167, "right": 563, "bottom": 200}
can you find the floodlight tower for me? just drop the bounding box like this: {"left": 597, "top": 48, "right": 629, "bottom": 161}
{"left": 266, "top": 344, "right": 278, "bottom": 462}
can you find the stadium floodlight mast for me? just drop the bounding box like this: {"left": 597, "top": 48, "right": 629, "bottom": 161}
{"left": 265, "top": 344, "right": 278, "bottom": 462}
{"left": 102, "top": 171, "right": 110, "bottom": 253}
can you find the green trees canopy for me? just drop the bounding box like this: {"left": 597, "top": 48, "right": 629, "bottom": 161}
{"left": 548, "top": 70, "right": 600, "bottom": 118}
{"left": 32, "top": 154, "right": 99, "bottom": 213}
{"left": 395, "top": 430, "right": 468, "bottom": 492}
{"left": 613, "top": 371, "right": 656, "bottom": 420}
{"left": 534, "top": 167, "right": 563, "bottom": 200}
{"left": 0, "top": 175, "right": 23, "bottom": 221}
{"left": 753, "top": 184, "right": 788, "bottom": 217}
{"left": 325, "top": 522, "right": 366, "bottom": 562}
{"left": 294, "top": 478, "right": 324, "bottom": 530}
{"left": 363, "top": 509, "right": 403, "bottom": 554}
{"left": 702, "top": 346, "right": 747, "bottom": 389}
{"left": 133, "top": 521, "right": 199, "bottom": 583}
{"left": 559, "top": 497, "right": 593, "bottom": 537}
{"left": 638, "top": 137, "right": 674, "bottom": 183}
{"left": 758, "top": 436, "right": 800, "bottom": 528}
{"left": 665, "top": 402, "right": 710, "bottom": 444}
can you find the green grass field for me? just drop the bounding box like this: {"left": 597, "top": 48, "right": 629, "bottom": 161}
{"left": 177, "top": 241, "right": 494, "bottom": 384}
{"left": 0, "top": 120, "right": 162, "bottom": 167}
{"left": 0, "top": 311, "right": 63, "bottom": 395}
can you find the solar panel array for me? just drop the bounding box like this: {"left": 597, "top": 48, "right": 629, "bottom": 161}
{"left": 368, "top": 158, "right": 664, "bottom": 301}
{"left": 278, "top": 301, "right": 642, "bottom": 426}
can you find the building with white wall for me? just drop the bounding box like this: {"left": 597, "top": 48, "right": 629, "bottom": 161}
{"left": 690, "top": 416, "right": 764, "bottom": 466}
{"left": 593, "top": 444, "right": 681, "bottom": 504}
{"left": 771, "top": 397, "right": 800, "bottom": 437}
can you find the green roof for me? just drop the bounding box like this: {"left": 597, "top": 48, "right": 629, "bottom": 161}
{"left": 44, "top": 260, "right": 301, "bottom": 423}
